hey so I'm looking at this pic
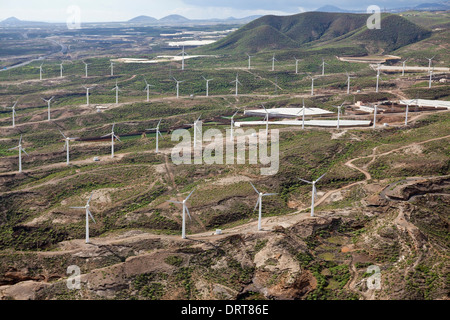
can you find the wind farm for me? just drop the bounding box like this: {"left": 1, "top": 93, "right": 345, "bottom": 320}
{"left": 0, "top": 6, "right": 448, "bottom": 303}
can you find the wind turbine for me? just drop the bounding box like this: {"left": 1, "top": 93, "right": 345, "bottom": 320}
{"left": 59, "top": 62, "right": 64, "bottom": 78}
{"left": 261, "top": 104, "right": 269, "bottom": 136}
{"left": 143, "top": 78, "right": 154, "bottom": 102}
{"left": 306, "top": 74, "right": 317, "bottom": 96}
{"left": 111, "top": 80, "right": 120, "bottom": 104}
{"left": 294, "top": 57, "right": 301, "bottom": 74}
{"left": 333, "top": 101, "right": 346, "bottom": 130}
{"left": 228, "top": 110, "right": 239, "bottom": 142}
{"left": 82, "top": 60, "right": 90, "bottom": 78}
{"left": 320, "top": 58, "right": 329, "bottom": 76}
{"left": 190, "top": 115, "right": 202, "bottom": 149}
{"left": 404, "top": 98, "right": 418, "bottom": 126}
{"left": 101, "top": 123, "right": 121, "bottom": 158}
{"left": 5, "top": 101, "right": 18, "bottom": 127}
{"left": 173, "top": 77, "right": 184, "bottom": 98}
{"left": 83, "top": 86, "right": 92, "bottom": 105}
{"left": 246, "top": 53, "right": 253, "bottom": 70}
{"left": 270, "top": 54, "right": 277, "bottom": 71}
{"left": 59, "top": 129, "right": 78, "bottom": 165}
{"left": 41, "top": 96, "right": 54, "bottom": 121}
{"left": 428, "top": 67, "right": 434, "bottom": 88}
{"left": 426, "top": 56, "right": 435, "bottom": 73}
{"left": 249, "top": 182, "right": 277, "bottom": 231}
{"left": 109, "top": 61, "right": 115, "bottom": 76}
{"left": 301, "top": 98, "right": 307, "bottom": 130}
{"left": 299, "top": 173, "right": 326, "bottom": 217}
{"left": 401, "top": 58, "right": 408, "bottom": 76}
{"left": 70, "top": 192, "right": 96, "bottom": 244}
{"left": 146, "top": 119, "right": 163, "bottom": 153}
{"left": 39, "top": 63, "right": 44, "bottom": 80}
{"left": 345, "top": 72, "right": 355, "bottom": 94}
{"left": 202, "top": 76, "right": 213, "bottom": 97}
{"left": 372, "top": 105, "right": 379, "bottom": 129}
{"left": 178, "top": 45, "right": 186, "bottom": 70}
{"left": 8, "top": 135, "right": 28, "bottom": 173}
{"left": 375, "top": 64, "right": 382, "bottom": 93}
{"left": 230, "top": 73, "right": 242, "bottom": 96}
{"left": 166, "top": 188, "right": 196, "bottom": 239}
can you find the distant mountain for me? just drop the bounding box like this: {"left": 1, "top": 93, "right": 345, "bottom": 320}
{"left": 128, "top": 15, "right": 157, "bottom": 23}
{"left": 414, "top": 2, "right": 450, "bottom": 10}
{"left": 0, "top": 16, "right": 49, "bottom": 26}
{"left": 159, "top": 14, "right": 190, "bottom": 23}
{"left": 200, "top": 12, "right": 431, "bottom": 54}
{"left": 315, "top": 5, "right": 349, "bottom": 13}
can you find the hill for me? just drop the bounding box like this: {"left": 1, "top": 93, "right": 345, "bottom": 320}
{"left": 199, "top": 12, "right": 431, "bottom": 54}
{"left": 159, "top": 14, "right": 190, "bottom": 23}
{"left": 128, "top": 15, "right": 158, "bottom": 23}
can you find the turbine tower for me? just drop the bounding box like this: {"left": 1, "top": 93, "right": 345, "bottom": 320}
{"left": 261, "top": 104, "right": 269, "bottom": 136}
{"left": 83, "top": 86, "right": 92, "bottom": 105}
{"left": 404, "top": 98, "right": 418, "bottom": 126}
{"left": 59, "top": 62, "right": 64, "bottom": 78}
{"left": 401, "top": 58, "right": 408, "bottom": 76}
{"left": 101, "top": 123, "right": 121, "bottom": 158}
{"left": 375, "top": 64, "right": 382, "bottom": 93}
{"left": 39, "top": 63, "right": 44, "bottom": 80}
{"left": 306, "top": 74, "right": 317, "bottom": 96}
{"left": 59, "top": 129, "right": 78, "bottom": 165}
{"left": 246, "top": 53, "right": 253, "bottom": 70}
{"left": 372, "top": 105, "right": 379, "bottom": 129}
{"left": 426, "top": 56, "right": 435, "bottom": 73}
{"left": 428, "top": 67, "right": 434, "bottom": 88}
{"left": 111, "top": 81, "right": 120, "bottom": 104}
{"left": 333, "top": 102, "right": 346, "bottom": 130}
{"left": 82, "top": 60, "right": 90, "bottom": 78}
{"left": 294, "top": 57, "right": 301, "bottom": 74}
{"left": 228, "top": 110, "right": 239, "bottom": 142}
{"left": 146, "top": 119, "right": 163, "bottom": 153}
{"left": 143, "top": 78, "right": 154, "bottom": 102}
{"left": 178, "top": 45, "right": 186, "bottom": 70}
{"left": 345, "top": 72, "right": 355, "bottom": 94}
{"left": 5, "top": 101, "right": 18, "bottom": 127}
{"left": 202, "top": 76, "right": 213, "bottom": 97}
{"left": 109, "top": 61, "right": 115, "bottom": 76}
{"left": 230, "top": 73, "right": 242, "bottom": 96}
{"left": 190, "top": 115, "right": 202, "bottom": 149}
{"left": 320, "top": 58, "right": 328, "bottom": 76}
{"left": 299, "top": 173, "right": 326, "bottom": 217}
{"left": 70, "top": 192, "right": 96, "bottom": 244}
{"left": 173, "top": 77, "right": 184, "bottom": 99}
{"left": 8, "top": 135, "right": 28, "bottom": 173}
{"left": 270, "top": 54, "right": 277, "bottom": 71}
{"left": 167, "top": 188, "right": 196, "bottom": 239}
{"left": 249, "top": 182, "right": 277, "bottom": 231}
{"left": 42, "top": 96, "right": 54, "bottom": 121}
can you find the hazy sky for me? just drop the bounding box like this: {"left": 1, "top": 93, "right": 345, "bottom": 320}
{"left": 0, "top": 0, "right": 430, "bottom": 22}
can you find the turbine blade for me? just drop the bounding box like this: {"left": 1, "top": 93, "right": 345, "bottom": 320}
{"left": 253, "top": 198, "right": 260, "bottom": 211}
{"left": 21, "top": 148, "right": 29, "bottom": 156}
{"left": 58, "top": 129, "right": 67, "bottom": 139}
{"left": 87, "top": 192, "right": 94, "bottom": 205}
{"left": 87, "top": 209, "right": 96, "bottom": 223}
{"left": 185, "top": 188, "right": 195, "bottom": 201}
{"left": 263, "top": 193, "right": 277, "bottom": 196}
{"left": 70, "top": 206, "right": 85, "bottom": 209}
{"left": 167, "top": 200, "right": 182, "bottom": 204}
{"left": 185, "top": 205, "right": 192, "bottom": 221}
{"left": 101, "top": 133, "right": 112, "bottom": 138}
{"left": 8, "top": 146, "right": 19, "bottom": 151}
{"left": 249, "top": 182, "right": 259, "bottom": 194}
{"left": 114, "top": 134, "right": 121, "bottom": 142}
{"left": 299, "top": 178, "right": 312, "bottom": 184}
{"left": 19, "top": 134, "right": 22, "bottom": 145}
{"left": 315, "top": 173, "right": 326, "bottom": 183}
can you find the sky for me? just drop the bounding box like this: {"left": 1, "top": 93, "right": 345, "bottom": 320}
{"left": 0, "top": 0, "right": 434, "bottom": 22}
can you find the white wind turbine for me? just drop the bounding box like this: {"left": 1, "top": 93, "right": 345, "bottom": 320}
{"left": 82, "top": 60, "right": 90, "bottom": 78}
{"left": 59, "top": 62, "right": 64, "bottom": 78}
{"left": 426, "top": 56, "right": 435, "bottom": 73}
{"left": 333, "top": 101, "right": 346, "bottom": 130}
{"left": 246, "top": 53, "right": 254, "bottom": 70}
{"left": 299, "top": 173, "right": 326, "bottom": 217}
{"left": 228, "top": 110, "right": 239, "bottom": 142}
{"left": 401, "top": 58, "right": 409, "bottom": 76}
{"left": 42, "top": 96, "right": 54, "bottom": 121}
{"left": 202, "top": 76, "right": 213, "bottom": 97}
{"left": 143, "top": 78, "right": 154, "bottom": 102}
{"left": 270, "top": 54, "right": 277, "bottom": 71}
{"left": 5, "top": 101, "right": 18, "bottom": 127}
{"left": 261, "top": 104, "right": 269, "bottom": 136}
{"left": 101, "top": 123, "right": 121, "bottom": 158}
{"left": 109, "top": 61, "right": 115, "bottom": 76}
{"left": 249, "top": 182, "right": 277, "bottom": 231}
{"left": 404, "top": 98, "right": 418, "bottom": 126}
{"left": 306, "top": 74, "right": 318, "bottom": 96}
{"left": 230, "top": 73, "right": 242, "bottom": 96}
{"left": 39, "top": 63, "right": 44, "bottom": 80}
{"left": 190, "top": 115, "right": 202, "bottom": 149}
{"left": 167, "top": 188, "right": 196, "bottom": 239}
{"left": 294, "top": 57, "right": 301, "bottom": 74}
{"left": 173, "top": 77, "right": 184, "bottom": 99}
{"left": 345, "top": 72, "right": 355, "bottom": 94}
{"left": 372, "top": 105, "right": 379, "bottom": 129}
{"left": 83, "top": 86, "right": 92, "bottom": 105}
{"left": 59, "top": 129, "right": 78, "bottom": 165}
{"left": 8, "top": 135, "right": 28, "bottom": 173}
{"left": 146, "top": 119, "right": 163, "bottom": 153}
{"left": 178, "top": 45, "right": 186, "bottom": 70}
{"left": 111, "top": 81, "right": 120, "bottom": 104}
{"left": 320, "top": 58, "right": 329, "bottom": 76}
{"left": 70, "top": 192, "right": 96, "bottom": 244}
{"left": 375, "top": 64, "right": 383, "bottom": 93}
{"left": 301, "top": 98, "right": 307, "bottom": 130}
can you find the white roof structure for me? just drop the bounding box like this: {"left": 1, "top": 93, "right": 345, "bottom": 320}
{"left": 244, "top": 107, "right": 333, "bottom": 118}
{"left": 234, "top": 120, "right": 371, "bottom": 128}
{"left": 399, "top": 99, "right": 450, "bottom": 110}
